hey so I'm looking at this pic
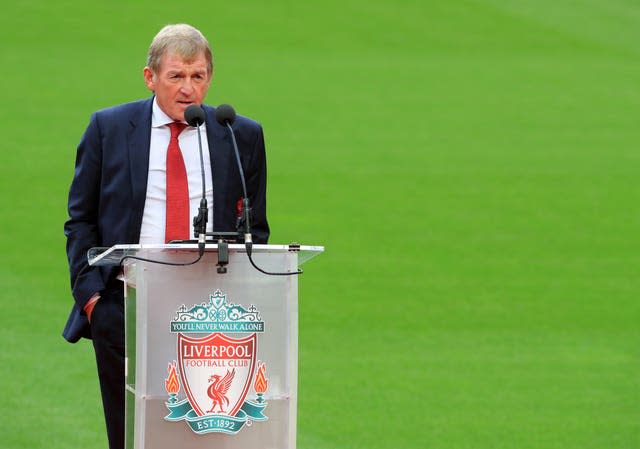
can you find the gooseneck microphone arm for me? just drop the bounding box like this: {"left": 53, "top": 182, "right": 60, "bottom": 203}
{"left": 215, "top": 104, "right": 302, "bottom": 276}
{"left": 227, "top": 123, "right": 251, "bottom": 242}
{"left": 184, "top": 104, "right": 208, "bottom": 256}
{"left": 226, "top": 122, "right": 253, "bottom": 245}
{"left": 214, "top": 104, "right": 250, "bottom": 242}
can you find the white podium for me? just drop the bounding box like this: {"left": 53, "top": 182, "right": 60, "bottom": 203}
{"left": 89, "top": 243, "right": 323, "bottom": 449}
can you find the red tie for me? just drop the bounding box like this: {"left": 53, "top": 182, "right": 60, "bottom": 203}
{"left": 165, "top": 122, "right": 189, "bottom": 243}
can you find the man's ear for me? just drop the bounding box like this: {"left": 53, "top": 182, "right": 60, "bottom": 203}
{"left": 143, "top": 67, "right": 155, "bottom": 91}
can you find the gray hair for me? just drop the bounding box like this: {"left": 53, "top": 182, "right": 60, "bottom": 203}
{"left": 147, "top": 24, "right": 214, "bottom": 74}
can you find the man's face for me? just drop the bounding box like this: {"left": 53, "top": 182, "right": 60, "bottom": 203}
{"left": 143, "top": 52, "right": 212, "bottom": 122}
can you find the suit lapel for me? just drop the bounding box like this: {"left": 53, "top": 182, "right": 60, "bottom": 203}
{"left": 127, "top": 98, "right": 154, "bottom": 242}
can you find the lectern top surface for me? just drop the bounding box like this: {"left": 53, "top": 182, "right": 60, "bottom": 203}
{"left": 87, "top": 243, "right": 324, "bottom": 266}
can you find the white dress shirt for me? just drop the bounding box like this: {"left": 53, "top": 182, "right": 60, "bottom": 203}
{"left": 139, "top": 99, "right": 214, "bottom": 243}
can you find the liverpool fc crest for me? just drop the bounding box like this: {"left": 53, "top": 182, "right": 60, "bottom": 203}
{"left": 164, "top": 290, "right": 269, "bottom": 435}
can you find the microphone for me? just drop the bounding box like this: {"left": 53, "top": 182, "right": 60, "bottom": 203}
{"left": 185, "top": 103, "right": 205, "bottom": 126}
{"left": 184, "top": 104, "right": 208, "bottom": 255}
{"left": 215, "top": 104, "right": 251, "bottom": 244}
{"left": 215, "top": 104, "right": 236, "bottom": 127}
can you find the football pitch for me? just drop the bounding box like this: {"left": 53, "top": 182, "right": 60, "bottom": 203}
{"left": 0, "top": 1, "right": 638, "bottom": 448}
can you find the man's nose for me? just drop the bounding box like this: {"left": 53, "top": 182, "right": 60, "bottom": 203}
{"left": 180, "top": 78, "right": 195, "bottom": 94}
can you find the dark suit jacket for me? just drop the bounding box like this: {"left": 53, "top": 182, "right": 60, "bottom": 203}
{"left": 63, "top": 97, "right": 269, "bottom": 343}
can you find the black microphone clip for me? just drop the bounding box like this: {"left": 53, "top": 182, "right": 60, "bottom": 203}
{"left": 193, "top": 198, "right": 208, "bottom": 238}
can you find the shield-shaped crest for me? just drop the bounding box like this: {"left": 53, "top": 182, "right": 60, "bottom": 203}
{"left": 178, "top": 333, "right": 257, "bottom": 417}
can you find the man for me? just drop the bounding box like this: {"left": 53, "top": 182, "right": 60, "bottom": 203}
{"left": 64, "top": 24, "right": 269, "bottom": 449}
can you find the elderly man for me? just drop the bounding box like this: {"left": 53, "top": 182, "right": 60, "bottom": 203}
{"left": 64, "top": 24, "right": 269, "bottom": 449}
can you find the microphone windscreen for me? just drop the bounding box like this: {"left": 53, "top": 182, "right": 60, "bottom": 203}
{"left": 215, "top": 104, "right": 236, "bottom": 126}
{"left": 185, "top": 104, "right": 206, "bottom": 127}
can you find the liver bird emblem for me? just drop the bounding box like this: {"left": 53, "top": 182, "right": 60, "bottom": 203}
{"left": 206, "top": 369, "right": 236, "bottom": 414}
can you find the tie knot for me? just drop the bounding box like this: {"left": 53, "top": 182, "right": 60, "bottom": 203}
{"left": 168, "top": 122, "right": 187, "bottom": 139}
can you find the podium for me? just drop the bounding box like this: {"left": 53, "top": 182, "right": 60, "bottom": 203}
{"left": 88, "top": 243, "right": 323, "bottom": 449}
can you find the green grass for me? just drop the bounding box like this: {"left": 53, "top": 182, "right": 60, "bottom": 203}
{"left": 1, "top": 1, "right": 639, "bottom": 448}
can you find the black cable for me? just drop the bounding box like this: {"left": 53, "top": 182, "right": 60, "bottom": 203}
{"left": 73, "top": 243, "right": 299, "bottom": 299}
{"left": 245, "top": 242, "right": 303, "bottom": 276}
{"left": 68, "top": 251, "right": 203, "bottom": 319}
{"left": 119, "top": 252, "right": 204, "bottom": 268}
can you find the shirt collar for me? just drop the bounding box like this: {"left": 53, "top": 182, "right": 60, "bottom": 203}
{"left": 151, "top": 97, "right": 206, "bottom": 130}
{"left": 151, "top": 97, "right": 182, "bottom": 128}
